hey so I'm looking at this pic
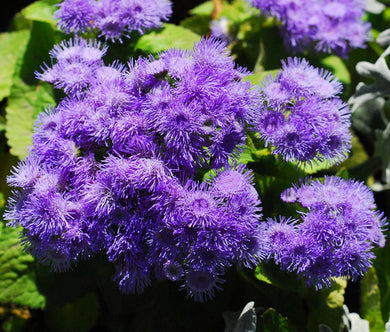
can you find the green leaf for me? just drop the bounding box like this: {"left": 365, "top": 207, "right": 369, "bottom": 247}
{"left": 21, "top": 1, "right": 58, "bottom": 26}
{"left": 361, "top": 267, "right": 385, "bottom": 332}
{"left": 321, "top": 55, "right": 350, "bottom": 85}
{"left": 6, "top": 79, "right": 55, "bottom": 159}
{"left": 293, "top": 159, "right": 333, "bottom": 175}
{"left": 254, "top": 265, "right": 273, "bottom": 286}
{"left": 180, "top": 15, "right": 211, "bottom": 36}
{"left": 0, "top": 30, "right": 31, "bottom": 101}
{"left": 44, "top": 292, "right": 99, "bottom": 332}
{"left": 0, "top": 225, "right": 45, "bottom": 308}
{"left": 135, "top": 24, "right": 201, "bottom": 55}
{"left": 189, "top": 1, "right": 213, "bottom": 16}
{"left": 254, "top": 262, "right": 305, "bottom": 293}
{"left": 305, "top": 278, "right": 347, "bottom": 332}
{"left": 374, "top": 244, "right": 390, "bottom": 324}
{"left": 257, "top": 308, "right": 298, "bottom": 332}
{"left": 243, "top": 70, "right": 279, "bottom": 86}
{"left": 189, "top": 0, "right": 257, "bottom": 21}
{"left": 220, "top": 0, "right": 259, "bottom": 22}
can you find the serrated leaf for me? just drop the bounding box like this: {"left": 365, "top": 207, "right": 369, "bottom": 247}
{"left": 135, "top": 24, "right": 201, "bottom": 55}
{"left": 257, "top": 308, "right": 298, "bottom": 332}
{"left": 21, "top": 1, "right": 58, "bottom": 26}
{"left": 6, "top": 79, "right": 55, "bottom": 159}
{"left": 0, "top": 225, "right": 45, "bottom": 308}
{"left": 0, "top": 30, "right": 31, "bottom": 101}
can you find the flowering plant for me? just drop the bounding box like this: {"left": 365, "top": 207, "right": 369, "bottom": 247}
{"left": 0, "top": 0, "right": 389, "bottom": 331}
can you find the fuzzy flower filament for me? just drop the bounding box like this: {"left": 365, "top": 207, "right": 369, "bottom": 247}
{"left": 255, "top": 57, "right": 351, "bottom": 166}
{"left": 247, "top": 0, "right": 370, "bottom": 57}
{"left": 54, "top": 0, "right": 172, "bottom": 42}
{"left": 266, "top": 176, "right": 387, "bottom": 288}
{"left": 5, "top": 37, "right": 264, "bottom": 301}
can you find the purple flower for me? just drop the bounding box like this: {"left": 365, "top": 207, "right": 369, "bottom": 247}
{"left": 53, "top": 0, "right": 94, "bottom": 33}
{"left": 5, "top": 38, "right": 264, "bottom": 300}
{"left": 35, "top": 39, "right": 107, "bottom": 94}
{"left": 54, "top": 0, "right": 172, "bottom": 42}
{"left": 270, "top": 176, "right": 387, "bottom": 288}
{"left": 247, "top": 0, "right": 370, "bottom": 56}
{"left": 255, "top": 57, "right": 351, "bottom": 165}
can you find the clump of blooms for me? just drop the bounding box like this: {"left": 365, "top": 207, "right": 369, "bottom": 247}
{"left": 54, "top": 0, "right": 172, "bottom": 42}
{"left": 266, "top": 176, "right": 387, "bottom": 288}
{"left": 256, "top": 57, "right": 351, "bottom": 165}
{"left": 5, "top": 38, "right": 265, "bottom": 301}
{"left": 247, "top": 0, "right": 370, "bottom": 56}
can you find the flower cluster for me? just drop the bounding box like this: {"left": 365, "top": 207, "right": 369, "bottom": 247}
{"left": 265, "top": 176, "right": 387, "bottom": 288}
{"left": 248, "top": 0, "right": 370, "bottom": 57}
{"left": 53, "top": 0, "right": 172, "bottom": 42}
{"left": 255, "top": 57, "right": 351, "bottom": 165}
{"left": 5, "top": 38, "right": 264, "bottom": 301}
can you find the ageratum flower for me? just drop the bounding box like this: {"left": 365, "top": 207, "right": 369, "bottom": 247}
{"left": 35, "top": 38, "right": 107, "bottom": 94}
{"left": 247, "top": 0, "right": 370, "bottom": 57}
{"left": 54, "top": 0, "right": 172, "bottom": 42}
{"left": 266, "top": 176, "right": 387, "bottom": 288}
{"left": 5, "top": 38, "right": 264, "bottom": 301}
{"left": 256, "top": 57, "right": 351, "bottom": 166}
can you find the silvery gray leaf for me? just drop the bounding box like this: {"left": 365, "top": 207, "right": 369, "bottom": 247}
{"left": 355, "top": 58, "right": 390, "bottom": 82}
{"left": 318, "top": 324, "right": 334, "bottom": 332}
{"left": 348, "top": 313, "right": 370, "bottom": 332}
{"left": 351, "top": 97, "right": 387, "bottom": 140}
{"left": 349, "top": 87, "right": 383, "bottom": 112}
{"left": 349, "top": 58, "right": 390, "bottom": 113}
{"left": 343, "top": 305, "right": 352, "bottom": 331}
{"left": 375, "top": 123, "right": 390, "bottom": 184}
{"left": 370, "top": 181, "right": 390, "bottom": 191}
{"left": 223, "top": 301, "right": 259, "bottom": 332}
{"left": 365, "top": 0, "right": 385, "bottom": 14}
{"left": 380, "top": 45, "right": 390, "bottom": 59}
{"left": 385, "top": 318, "right": 390, "bottom": 332}
{"left": 377, "top": 29, "right": 390, "bottom": 47}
